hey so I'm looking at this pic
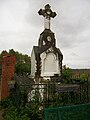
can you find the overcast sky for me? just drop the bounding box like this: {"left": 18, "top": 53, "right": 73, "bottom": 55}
{"left": 0, "top": 0, "right": 90, "bottom": 69}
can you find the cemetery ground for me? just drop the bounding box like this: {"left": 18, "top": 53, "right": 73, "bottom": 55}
{"left": 0, "top": 52, "right": 90, "bottom": 120}
{"left": 0, "top": 76, "right": 90, "bottom": 120}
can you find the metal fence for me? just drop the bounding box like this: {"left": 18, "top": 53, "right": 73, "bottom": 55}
{"left": 45, "top": 103, "right": 90, "bottom": 120}
{"left": 10, "top": 78, "right": 90, "bottom": 108}
{"left": 8, "top": 76, "right": 90, "bottom": 120}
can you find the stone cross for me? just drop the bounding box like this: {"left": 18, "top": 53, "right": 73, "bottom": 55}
{"left": 38, "top": 4, "right": 57, "bottom": 29}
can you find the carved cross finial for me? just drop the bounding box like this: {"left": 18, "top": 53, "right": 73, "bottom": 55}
{"left": 38, "top": 4, "right": 57, "bottom": 29}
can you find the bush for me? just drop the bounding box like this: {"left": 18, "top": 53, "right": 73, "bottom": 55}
{"left": 62, "top": 65, "right": 72, "bottom": 83}
{"left": 1, "top": 96, "right": 43, "bottom": 120}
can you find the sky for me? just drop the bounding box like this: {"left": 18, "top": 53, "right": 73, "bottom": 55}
{"left": 0, "top": 0, "right": 90, "bottom": 69}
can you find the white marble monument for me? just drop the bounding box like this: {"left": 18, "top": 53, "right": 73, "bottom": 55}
{"left": 31, "top": 4, "right": 63, "bottom": 80}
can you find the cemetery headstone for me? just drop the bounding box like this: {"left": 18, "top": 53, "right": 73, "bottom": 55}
{"left": 31, "top": 4, "right": 63, "bottom": 81}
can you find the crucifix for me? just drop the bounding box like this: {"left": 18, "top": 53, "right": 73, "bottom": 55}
{"left": 38, "top": 4, "right": 57, "bottom": 29}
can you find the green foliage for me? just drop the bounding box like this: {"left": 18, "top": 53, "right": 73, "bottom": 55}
{"left": 1, "top": 93, "right": 43, "bottom": 120}
{"left": 79, "top": 73, "right": 88, "bottom": 80}
{"left": 62, "top": 65, "right": 72, "bottom": 83}
{"left": 3, "top": 102, "right": 43, "bottom": 120}
{"left": 9, "top": 49, "right": 31, "bottom": 75}
{"left": 77, "top": 73, "right": 88, "bottom": 83}
{"left": 0, "top": 49, "right": 31, "bottom": 75}
{"left": 4, "top": 106, "right": 30, "bottom": 120}
{"left": 0, "top": 97, "right": 13, "bottom": 109}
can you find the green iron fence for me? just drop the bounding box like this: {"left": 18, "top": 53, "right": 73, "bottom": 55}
{"left": 45, "top": 103, "right": 90, "bottom": 120}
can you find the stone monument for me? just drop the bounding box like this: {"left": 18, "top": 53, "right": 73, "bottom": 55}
{"left": 31, "top": 4, "right": 63, "bottom": 80}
